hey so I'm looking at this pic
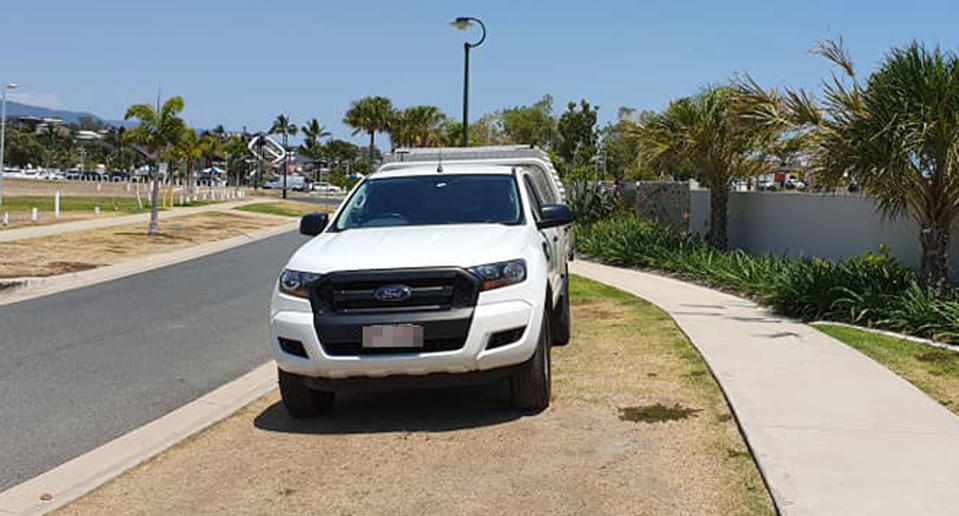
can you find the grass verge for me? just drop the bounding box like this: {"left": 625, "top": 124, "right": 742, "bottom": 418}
{"left": 815, "top": 324, "right": 959, "bottom": 414}
{"left": 234, "top": 200, "right": 323, "bottom": 218}
{"left": 59, "top": 275, "right": 772, "bottom": 516}
{"left": 1, "top": 196, "right": 147, "bottom": 213}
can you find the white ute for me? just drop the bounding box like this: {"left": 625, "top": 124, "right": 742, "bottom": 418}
{"left": 270, "top": 146, "right": 573, "bottom": 416}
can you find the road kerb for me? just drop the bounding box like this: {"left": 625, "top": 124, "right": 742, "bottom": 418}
{"left": 0, "top": 221, "right": 298, "bottom": 306}
{"left": 0, "top": 361, "right": 277, "bottom": 516}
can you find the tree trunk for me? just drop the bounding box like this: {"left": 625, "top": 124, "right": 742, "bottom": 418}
{"left": 148, "top": 164, "right": 161, "bottom": 236}
{"left": 708, "top": 183, "right": 729, "bottom": 249}
{"left": 369, "top": 131, "right": 375, "bottom": 164}
{"left": 188, "top": 160, "right": 195, "bottom": 198}
{"left": 919, "top": 222, "right": 950, "bottom": 295}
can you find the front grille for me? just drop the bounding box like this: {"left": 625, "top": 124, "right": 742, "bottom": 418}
{"left": 310, "top": 268, "right": 480, "bottom": 357}
{"left": 312, "top": 268, "right": 480, "bottom": 314}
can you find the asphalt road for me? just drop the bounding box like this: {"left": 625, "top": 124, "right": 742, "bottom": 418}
{"left": 0, "top": 230, "right": 307, "bottom": 491}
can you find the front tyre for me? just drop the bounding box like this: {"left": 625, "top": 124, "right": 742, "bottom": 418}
{"left": 511, "top": 306, "right": 552, "bottom": 411}
{"left": 278, "top": 369, "right": 335, "bottom": 418}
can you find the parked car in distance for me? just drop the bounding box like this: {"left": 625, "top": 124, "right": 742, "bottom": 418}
{"left": 270, "top": 146, "right": 573, "bottom": 417}
{"left": 265, "top": 176, "right": 309, "bottom": 191}
{"left": 311, "top": 181, "right": 343, "bottom": 194}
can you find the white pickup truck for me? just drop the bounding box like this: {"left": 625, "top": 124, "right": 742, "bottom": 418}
{"left": 270, "top": 146, "right": 573, "bottom": 416}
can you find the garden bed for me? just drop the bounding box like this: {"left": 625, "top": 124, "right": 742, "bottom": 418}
{"left": 575, "top": 216, "right": 959, "bottom": 343}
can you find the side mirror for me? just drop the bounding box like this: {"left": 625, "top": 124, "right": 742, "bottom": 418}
{"left": 537, "top": 204, "right": 574, "bottom": 230}
{"left": 300, "top": 213, "right": 329, "bottom": 236}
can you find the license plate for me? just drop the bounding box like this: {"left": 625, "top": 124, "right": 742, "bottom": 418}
{"left": 362, "top": 325, "right": 424, "bottom": 348}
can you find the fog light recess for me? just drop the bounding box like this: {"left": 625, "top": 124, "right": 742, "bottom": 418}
{"left": 486, "top": 327, "right": 526, "bottom": 350}
{"left": 278, "top": 337, "right": 308, "bottom": 358}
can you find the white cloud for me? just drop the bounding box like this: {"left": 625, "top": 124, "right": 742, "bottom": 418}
{"left": 7, "top": 92, "right": 63, "bottom": 109}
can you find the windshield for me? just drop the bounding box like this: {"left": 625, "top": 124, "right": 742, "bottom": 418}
{"left": 333, "top": 174, "right": 522, "bottom": 230}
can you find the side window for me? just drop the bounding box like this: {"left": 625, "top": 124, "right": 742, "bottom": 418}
{"left": 522, "top": 175, "right": 543, "bottom": 221}
{"left": 531, "top": 169, "right": 557, "bottom": 204}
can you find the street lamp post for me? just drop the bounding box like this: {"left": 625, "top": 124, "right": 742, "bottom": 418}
{"left": 0, "top": 82, "right": 20, "bottom": 206}
{"left": 451, "top": 17, "right": 486, "bottom": 147}
{"left": 256, "top": 133, "right": 266, "bottom": 192}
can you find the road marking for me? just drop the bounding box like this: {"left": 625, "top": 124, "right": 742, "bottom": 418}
{"left": 0, "top": 361, "right": 277, "bottom": 516}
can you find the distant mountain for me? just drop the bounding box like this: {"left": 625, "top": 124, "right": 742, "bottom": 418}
{"left": 4, "top": 101, "right": 134, "bottom": 128}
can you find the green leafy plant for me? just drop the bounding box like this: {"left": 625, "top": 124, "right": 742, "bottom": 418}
{"left": 565, "top": 180, "right": 625, "bottom": 225}
{"left": 576, "top": 216, "right": 959, "bottom": 343}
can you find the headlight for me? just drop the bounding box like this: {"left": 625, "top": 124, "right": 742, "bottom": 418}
{"left": 278, "top": 269, "right": 321, "bottom": 298}
{"left": 469, "top": 259, "right": 527, "bottom": 291}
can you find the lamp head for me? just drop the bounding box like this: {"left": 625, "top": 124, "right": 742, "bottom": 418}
{"left": 450, "top": 17, "right": 472, "bottom": 30}
{"left": 4, "top": 83, "right": 19, "bottom": 90}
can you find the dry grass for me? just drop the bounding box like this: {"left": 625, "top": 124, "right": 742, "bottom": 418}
{"left": 58, "top": 275, "right": 772, "bottom": 516}
{"left": 5, "top": 178, "right": 251, "bottom": 199}
{"left": 4, "top": 178, "right": 143, "bottom": 198}
{"left": 0, "top": 179, "right": 250, "bottom": 230}
{"left": 0, "top": 211, "right": 291, "bottom": 279}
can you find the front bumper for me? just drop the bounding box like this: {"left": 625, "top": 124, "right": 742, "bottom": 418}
{"left": 271, "top": 298, "right": 542, "bottom": 380}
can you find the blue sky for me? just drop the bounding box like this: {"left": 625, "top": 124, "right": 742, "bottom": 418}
{"left": 1, "top": 0, "right": 957, "bottom": 145}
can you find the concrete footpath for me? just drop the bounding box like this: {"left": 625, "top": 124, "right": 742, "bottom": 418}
{"left": 0, "top": 199, "right": 259, "bottom": 243}
{"left": 571, "top": 260, "right": 959, "bottom": 516}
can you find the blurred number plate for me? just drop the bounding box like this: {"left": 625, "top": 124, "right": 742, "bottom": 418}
{"left": 362, "top": 325, "right": 424, "bottom": 348}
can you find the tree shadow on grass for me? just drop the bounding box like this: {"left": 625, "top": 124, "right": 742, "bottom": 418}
{"left": 254, "top": 380, "right": 526, "bottom": 435}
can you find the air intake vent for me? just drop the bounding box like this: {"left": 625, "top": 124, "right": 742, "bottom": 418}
{"left": 487, "top": 327, "right": 526, "bottom": 350}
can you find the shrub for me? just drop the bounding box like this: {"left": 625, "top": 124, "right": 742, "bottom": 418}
{"left": 565, "top": 180, "right": 625, "bottom": 225}
{"left": 575, "top": 216, "right": 959, "bottom": 343}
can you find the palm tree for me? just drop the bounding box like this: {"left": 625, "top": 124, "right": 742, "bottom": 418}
{"left": 299, "top": 118, "right": 331, "bottom": 179}
{"left": 343, "top": 96, "right": 393, "bottom": 163}
{"left": 172, "top": 128, "right": 203, "bottom": 198}
{"left": 269, "top": 114, "right": 297, "bottom": 199}
{"left": 223, "top": 134, "right": 248, "bottom": 191}
{"left": 737, "top": 39, "right": 959, "bottom": 293}
{"left": 635, "top": 86, "right": 777, "bottom": 249}
{"left": 123, "top": 95, "right": 186, "bottom": 236}
{"left": 391, "top": 106, "right": 447, "bottom": 148}
{"left": 301, "top": 118, "right": 331, "bottom": 147}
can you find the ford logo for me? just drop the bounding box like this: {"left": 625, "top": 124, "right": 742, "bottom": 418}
{"left": 373, "top": 284, "right": 413, "bottom": 302}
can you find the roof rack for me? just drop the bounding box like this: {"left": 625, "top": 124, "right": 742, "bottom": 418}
{"left": 378, "top": 145, "right": 565, "bottom": 200}
{"left": 382, "top": 145, "right": 548, "bottom": 164}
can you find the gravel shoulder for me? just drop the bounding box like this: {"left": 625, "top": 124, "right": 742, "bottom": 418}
{"left": 58, "top": 275, "right": 773, "bottom": 515}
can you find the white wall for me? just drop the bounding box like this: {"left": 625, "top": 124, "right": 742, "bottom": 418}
{"left": 689, "top": 190, "right": 959, "bottom": 279}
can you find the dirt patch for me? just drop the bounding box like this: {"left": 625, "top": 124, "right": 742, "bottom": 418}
{"left": 44, "top": 261, "right": 100, "bottom": 274}
{"left": 0, "top": 211, "right": 291, "bottom": 278}
{"left": 916, "top": 352, "right": 953, "bottom": 363}
{"left": 619, "top": 403, "right": 702, "bottom": 423}
{"left": 57, "top": 276, "right": 773, "bottom": 516}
